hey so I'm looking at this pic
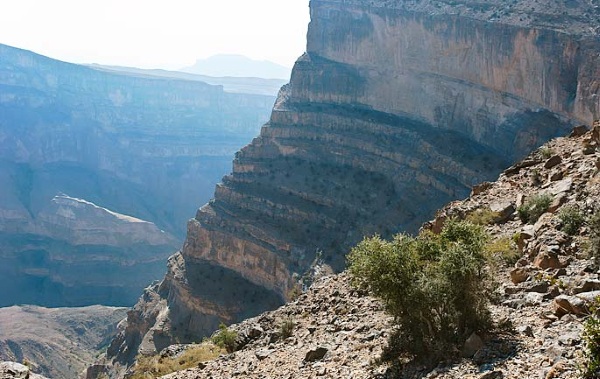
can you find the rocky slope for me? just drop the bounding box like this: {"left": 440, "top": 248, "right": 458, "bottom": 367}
{"left": 0, "top": 305, "right": 127, "bottom": 379}
{"left": 0, "top": 362, "right": 48, "bottom": 379}
{"left": 99, "top": 0, "right": 600, "bottom": 369}
{"left": 0, "top": 43, "right": 274, "bottom": 306}
{"left": 141, "top": 122, "right": 599, "bottom": 379}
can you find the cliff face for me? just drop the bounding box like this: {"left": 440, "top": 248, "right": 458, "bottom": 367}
{"left": 0, "top": 43, "right": 275, "bottom": 306}
{"left": 103, "top": 0, "right": 600, "bottom": 370}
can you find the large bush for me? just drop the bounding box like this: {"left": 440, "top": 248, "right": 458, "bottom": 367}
{"left": 590, "top": 210, "right": 600, "bottom": 260}
{"left": 583, "top": 297, "right": 600, "bottom": 378}
{"left": 348, "top": 219, "right": 491, "bottom": 362}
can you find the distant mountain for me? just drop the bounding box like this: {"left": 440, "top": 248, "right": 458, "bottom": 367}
{"left": 88, "top": 64, "right": 287, "bottom": 96}
{"left": 180, "top": 54, "right": 292, "bottom": 79}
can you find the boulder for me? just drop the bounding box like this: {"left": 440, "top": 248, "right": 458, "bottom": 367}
{"left": 534, "top": 252, "right": 561, "bottom": 270}
{"left": 305, "top": 346, "right": 329, "bottom": 362}
{"left": 462, "top": 333, "right": 484, "bottom": 358}
{"left": 510, "top": 267, "right": 530, "bottom": 284}
{"left": 544, "top": 155, "right": 562, "bottom": 169}
{"left": 0, "top": 362, "right": 29, "bottom": 379}
{"left": 569, "top": 125, "right": 588, "bottom": 137}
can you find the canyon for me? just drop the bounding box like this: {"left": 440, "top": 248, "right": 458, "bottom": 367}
{"left": 96, "top": 0, "right": 599, "bottom": 375}
{"left": 0, "top": 43, "right": 276, "bottom": 307}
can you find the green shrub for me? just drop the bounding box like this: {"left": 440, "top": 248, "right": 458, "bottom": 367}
{"left": 280, "top": 318, "right": 295, "bottom": 339}
{"left": 589, "top": 210, "right": 600, "bottom": 260}
{"left": 517, "top": 193, "right": 552, "bottom": 224}
{"left": 486, "top": 237, "right": 520, "bottom": 266}
{"left": 558, "top": 205, "right": 584, "bottom": 235}
{"left": 466, "top": 208, "right": 501, "bottom": 225}
{"left": 582, "top": 297, "right": 600, "bottom": 378}
{"left": 348, "top": 219, "right": 491, "bottom": 363}
{"left": 211, "top": 323, "right": 237, "bottom": 353}
{"left": 539, "top": 147, "right": 554, "bottom": 159}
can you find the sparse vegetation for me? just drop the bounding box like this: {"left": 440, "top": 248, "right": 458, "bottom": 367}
{"left": 211, "top": 323, "right": 238, "bottom": 353}
{"left": 517, "top": 193, "right": 552, "bottom": 224}
{"left": 466, "top": 208, "right": 501, "bottom": 225}
{"left": 280, "top": 318, "right": 295, "bottom": 339}
{"left": 582, "top": 297, "right": 600, "bottom": 379}
{"left": 558, "top": 205, "right": 584, "bottom": 235}
{"left": 129, "top": 343, "right": 223, "bottom": 379}
{"left": 348, "top": 219, "right": 491, "bottom": 363}
{"left": 589, "top": 210, "right": 600, "bottom": 260}
{"left": 486, "top": 237, "right": 520, "bottom": 266}
{"left": 539, "top": 147, "right": 555, "bottom": 159}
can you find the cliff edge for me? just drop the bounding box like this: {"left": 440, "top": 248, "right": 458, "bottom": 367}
{"left": 97, "top": 0, "right": 600, "bottom": 374}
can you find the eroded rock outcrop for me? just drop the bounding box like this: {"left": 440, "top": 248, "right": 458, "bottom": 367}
{"left": 99, "top": 0, "right": 600, "bottom": 373}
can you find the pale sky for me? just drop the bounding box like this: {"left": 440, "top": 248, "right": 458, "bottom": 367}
{"left": 0, "top": 0, "right": 311, "bottom": 70}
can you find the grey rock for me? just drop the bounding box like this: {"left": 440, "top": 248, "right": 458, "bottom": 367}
{"left": 517, "top": 325, "right": 534, "bottom": 337}
{"left": 304, "top": 347, "right": 328, "bottom": 362}
{"left": 462, "top": 333, "right": 484, "bottom": 358}
{"left": 255, "top": 349, "right": 273, "bottom": 361}
{"left": 544, "top": 155, "right": 562, "bottom": 169}
{"left": 573, "top": 280, "right": 600, "bottom": 294}
{"left": 510, "top": 267, "right": 529, "bottom": 284}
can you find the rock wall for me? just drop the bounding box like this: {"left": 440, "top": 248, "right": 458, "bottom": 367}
{"left": 101, "top": 0, "right": 600, "bottom": 372}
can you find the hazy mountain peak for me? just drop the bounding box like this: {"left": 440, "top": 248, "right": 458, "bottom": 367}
{"left": 180, "top": 54, "right": 292, "bottom": 79}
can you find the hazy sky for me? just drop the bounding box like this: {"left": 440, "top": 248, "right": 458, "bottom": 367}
{"left": 0, "top": 0, "right": 310, "bottom": 70}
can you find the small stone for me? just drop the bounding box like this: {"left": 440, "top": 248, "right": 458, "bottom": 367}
{"left": 569, "top": 125, "right": 588, "bottom": 137}
{"left": 524, "top": 281, "right": 549, "bottom": 294}
{"left": 472, "top": 182, "right": 493, "bottom": 196}
{"left": 573, "top": 280, "right": 600, "bottom": 294}
{"left": 549, "top": 170, "right": 564, "bottom": 182}
{"left": 517, "top": 325, "right": 534, "bottom": 337}
{"left": 544, "top": 155, "right": 562, "bottom": 169}
{"left": 462, "top": 333, "right": 484, "bottom": 358}
{"left": 480, "top": 370, "right": 503, "bottom": 379}
{"left": 549, "top": 178, "right": 572, "bottom": 195}
{"left": 490, "top": 201, "right": 516, "bottom": 223}
{"left": 558, "top": 332, "right": 581, "bottom": 346}
{"left": 304, "top": 347, "right": 328, "bottom": 362}
{"left": 256, "top": 349, "right": 273, "bottom": 361}
{"left": 510, "top": 267, "right": 529, "bottom": 284}
{"left": 534, "top": 252, "right": 561, "bottom": 269}
{"left": 553, "top": 295, "right": 587, "bottom": 316}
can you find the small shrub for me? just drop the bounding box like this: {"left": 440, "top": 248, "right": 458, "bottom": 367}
{"left": 280, "top": 318, "right": 295, "bottom": 339}
{"left": 466, "top": 208, "right": 501, "bottom": 225}
{"left": 211, "top": 323, "right": 238, "bottom": 353}
{"left": 582, "top": 297, "right": 600, "bottom": 378}
{"left": 517, "top": 193, "right": 552, "bottom": 224}
{"left": 558, "top": 205, "right": 584, "bottom": 235}
{"left": 589, "top": 210, "right": 600, "bottom": 260}
{"left": 348, "top": 219, "right": 491, "bottom": 363}
{"left": 486, "top": 237, "right": 520, "bottom": 266}
{"left": 539, "top": 147, "right": 554, "bottom": 159}
{"left": 512, "top": 232, "right": 521, "bottom": 245}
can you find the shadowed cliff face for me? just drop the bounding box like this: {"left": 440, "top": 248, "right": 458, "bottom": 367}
{"left": 0, "top": 43, "right": 275, "bottom": 307}
{"left": 101, "top": 0, "right": 600, "bottom": 370}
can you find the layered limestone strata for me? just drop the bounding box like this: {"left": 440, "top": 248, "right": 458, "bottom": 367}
{"left": 100, "top": 0, "right": 600, "bottom": 372}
